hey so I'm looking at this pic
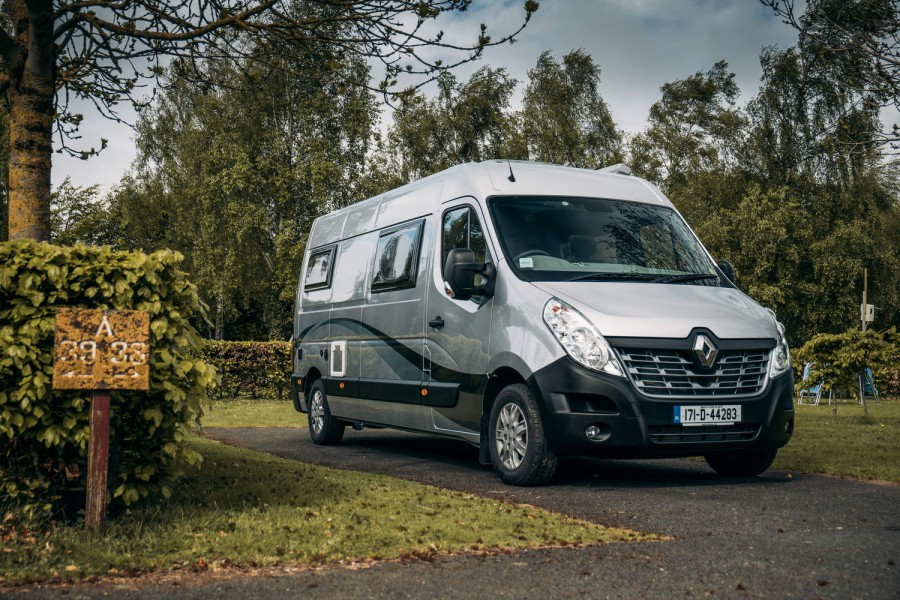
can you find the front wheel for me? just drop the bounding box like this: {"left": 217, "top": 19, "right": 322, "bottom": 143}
{"left": 307, "top": 380, "right": 345, "bottom": 445}
{"left": 705, "top": 448, "right": 778, "bottom": 477}
{"left": 488, "top": 383, "right": 558, "bottom": 486}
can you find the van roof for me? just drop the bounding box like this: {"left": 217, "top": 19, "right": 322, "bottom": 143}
{"left": 306, "top": 160, "right": 672, "bottom": 249}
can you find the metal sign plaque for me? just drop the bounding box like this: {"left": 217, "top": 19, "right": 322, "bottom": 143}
{"left": 53, "top": 308, "right": 150, "bottom": 391}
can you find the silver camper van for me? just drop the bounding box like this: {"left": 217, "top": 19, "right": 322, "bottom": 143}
{"left": 290, "top": 161, "right": 794, "bottom": 485}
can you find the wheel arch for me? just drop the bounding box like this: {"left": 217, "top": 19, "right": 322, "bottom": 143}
{"left": 299, "top": 367, "right": 323, "bottom": 412}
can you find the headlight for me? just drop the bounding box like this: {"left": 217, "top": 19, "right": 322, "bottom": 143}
{"left": 543, "top": 298, "right": 624, "bottom": 377}
{"left": 769, "top": 320, "right": 791, "bottom": 378}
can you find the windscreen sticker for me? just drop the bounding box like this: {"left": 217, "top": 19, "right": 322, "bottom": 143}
{"left": 519, "top": 257, "right": 534, "bottom": 269}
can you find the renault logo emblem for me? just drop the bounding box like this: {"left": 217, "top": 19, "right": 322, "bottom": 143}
{"left": 693, "top": 334, "right": 718, "bottom": 368}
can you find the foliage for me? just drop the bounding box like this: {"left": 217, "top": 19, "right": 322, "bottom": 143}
{"left": 2, "top": 1, "right": 538, "bottom": 241}
{"left": 0, "top": 240, "right": 215, "bottom": 517}
{"left": 382, "top": 49, "right": 623, "bottom": 179}
{"left": 794, "top": 327, "right": 898, "bottom": 397}
{"left": 202, "top": 341, "right": 291, "bottom": 401}
{"left": 106, "top": 45, "right": 381, "bottom": 341}
{"left": 631, "top": 45, "right": 900, "bottom": 342}
{"left": 388, "top": 67, "right": 519, "bottom": 181}
{"left": 519, "top": 49, "right": 622, "bottom": 168}
{"left": 630, "top": 60, "right": 745, "bottom": 190}
{"left": 760, "top": 0, "right": 899, "bottom": 151}
{"left": 49, "top": 178, "right": 112, "bottom": 247}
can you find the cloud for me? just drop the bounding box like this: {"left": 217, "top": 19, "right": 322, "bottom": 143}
{"left": 52, "top": 0, "right": 799, "bottom": 191}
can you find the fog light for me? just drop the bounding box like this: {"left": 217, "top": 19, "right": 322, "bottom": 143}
{"left": 785, "top": 419, "right": 794, "bottom": 436}
{"left": 585, "top": 425, "right": 603, "bottom": 440}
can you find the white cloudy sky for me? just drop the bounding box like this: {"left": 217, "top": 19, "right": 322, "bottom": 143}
{"left": 52, "top": 0, "right": 807, "bottom": 192}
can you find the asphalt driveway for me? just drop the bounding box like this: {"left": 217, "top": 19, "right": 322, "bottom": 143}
{"left": 10, "top": 426, "right": 900, "bottom": 599}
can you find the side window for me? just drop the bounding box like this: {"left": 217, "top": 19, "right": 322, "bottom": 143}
{"left": 442, "top": 206, "right": 486, "bottom": 274}
{"left": 304, "top": 245, "right": 336, "bottom": 291}
{"left": 371, "top": 220, "right": 425, "bottom": 292}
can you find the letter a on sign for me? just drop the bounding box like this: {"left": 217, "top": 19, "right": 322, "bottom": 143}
{"left": 96, "top": 315, "right": 114, "bottom": 338}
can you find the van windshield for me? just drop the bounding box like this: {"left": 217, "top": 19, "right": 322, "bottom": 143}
{"left": 488, "top": 196, "right": 720, "bottom": 284}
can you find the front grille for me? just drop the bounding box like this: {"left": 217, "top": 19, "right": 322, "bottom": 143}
{"left": 616, "top": 347, "right": 769, "bottom": 398}
{"left": 649, "top": 424, "right": 760, "bottom": 444}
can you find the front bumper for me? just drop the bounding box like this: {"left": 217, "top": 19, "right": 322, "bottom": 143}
{"left": 528, "top": 357, "right": 794, "bottom": 459}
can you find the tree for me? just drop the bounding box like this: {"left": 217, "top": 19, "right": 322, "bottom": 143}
{"left": 49, "top": 177, "right": 110, "bottom": 246}
{"left": 387, "top": 67, "right": 519, "bottom": 181}
{"left": 760, "top": 0, "right": 899, "bottom": 151}
{"left": 520, "top": 50, "right": 621, "bottom": 168}
{"left": 629, "top": 60, "right": 745, "bottom": 191}
{"left": 1, "top": 0, "right": 540, "bottom": 242}
{"left": 107, "top": 38, "right": 381, "bottom": 340}
{"left": 629, "top": 53, "right": 900, "bottom": 344}
{"left": 795, "top": 327, "right": 898, "bottom": 413}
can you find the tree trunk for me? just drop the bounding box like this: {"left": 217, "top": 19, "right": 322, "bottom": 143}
{"left": 7, "top": 80, "right": 54, "bottom": 241}
{"left": 4, "top": 2, "right": 56, "bottom": 242}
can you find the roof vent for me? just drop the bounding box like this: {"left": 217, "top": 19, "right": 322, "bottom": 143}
{"left": 598, "top": 163, "right": 632, "bottom": 176}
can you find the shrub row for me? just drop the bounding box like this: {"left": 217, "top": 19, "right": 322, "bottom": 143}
{"left": 201, "top": 341, "right": 291, "bottom": 401}
{"left": 0, "top": 241, "right": 215, "bottom": 517}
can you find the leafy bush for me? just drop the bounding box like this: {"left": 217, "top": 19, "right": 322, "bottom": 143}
{"left": 0, "top": 240, "right": 216, "bottom": 517}
{"left": 202, "top": 341, "right": 291, "bottom": 401}
{"left": 795, "top": 327, "right": 899, "bottom": 398}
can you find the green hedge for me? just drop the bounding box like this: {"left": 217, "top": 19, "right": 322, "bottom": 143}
{"left": 202, "top": 341, "right": 291, "bottom": 401}
{"left": 0, "top": 240, "right": 215, "bottom": 517}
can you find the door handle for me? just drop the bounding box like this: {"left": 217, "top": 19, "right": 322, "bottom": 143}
{"left": 429, "top": 316, "right": 445, "bottom": 329}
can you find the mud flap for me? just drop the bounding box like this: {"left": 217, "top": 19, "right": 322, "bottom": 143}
{"left": 479, "top": 414, "right": 491, "bottom": 465}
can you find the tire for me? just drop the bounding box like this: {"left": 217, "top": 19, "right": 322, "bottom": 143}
{"left": 705, "top": 447, "right": 778, "bottom": 477}
{"left": 307, "top": 380, "right": 345, "bottom": 445}
{"left": 488, "top": 383, "right": 558, "bottom": 486}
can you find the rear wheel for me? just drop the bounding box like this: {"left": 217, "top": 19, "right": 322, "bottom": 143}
{"left": 307, "top": 380, "right": 345, "bottom": 445}
{"left": 705, "top": 448, "right": 777, "bottom": 477}
{"left": 488, "top": 383, "right": 558, "bottom": 486}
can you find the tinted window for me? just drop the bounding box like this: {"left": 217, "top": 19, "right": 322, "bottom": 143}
{"left": 372, "top": 220, "right": 424, "bottom": 292}
{"left": 488, "top": 196, "right": 716, "bottom": 284}
{"left": 442, "top": 206, "right": 486, "bottom": 274}
{"left": 305, "top": 246, "right": 335, "bottom": 290}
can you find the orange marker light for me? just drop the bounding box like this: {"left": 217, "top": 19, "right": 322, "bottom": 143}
{"left": 421, "top": 388, "right": 428, "bottom": 397}
{"left": 339, "top": 382, "right": 345, "bottom": 389}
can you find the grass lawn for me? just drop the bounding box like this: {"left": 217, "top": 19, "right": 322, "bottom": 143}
{"left": 0, "top": 437, "right": 653, "bottom": 585}
{"left": 203, "top": 398, "right": 900, "bottom": 483}
{"left": 774, "top": 399, "right": 900, "bottom": 482}
{"left": 202, "top": 399, "right": 306, "bottom": 428}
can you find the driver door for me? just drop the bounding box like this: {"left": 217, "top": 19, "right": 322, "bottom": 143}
{"left": 424, "top": 201, "right": 494, "bottom": 440}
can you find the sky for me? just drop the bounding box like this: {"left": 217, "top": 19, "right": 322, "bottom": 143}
{"left": 51, "top": 0, "right": 806, "bottom": 193}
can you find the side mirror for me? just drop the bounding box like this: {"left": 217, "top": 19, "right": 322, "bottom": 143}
{"left": 443, "top": 248, "right": 495, "bottom": 301}
{"left": 717, "top": 260, "right": 736, "bottom": 286}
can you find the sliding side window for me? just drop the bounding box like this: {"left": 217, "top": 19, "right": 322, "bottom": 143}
{"left": 371, "top": 220, "right": 425, "bottom": 293}
{"left": 304, "top": 245, "right": 336, "bottom": 291}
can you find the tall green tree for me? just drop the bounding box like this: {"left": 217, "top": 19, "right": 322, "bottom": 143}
{"left": 387, "top": 67, "right": 519, "bottom": 181}
{"left": 760, "top": 0, "right": 898, "bottom": 150}
{"left": 108, "top": 41, "right": 381, "bottom": 340}
{"left": 629, "top": 60, "right": 746, "bottom": 192}
{"left": 1, "top": 0, "right": 539, "bottom": 242}
{"left": 520, "top": 50, "right": 622, "bottom": 168}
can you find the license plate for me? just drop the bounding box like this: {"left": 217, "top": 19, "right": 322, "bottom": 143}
{"left": 674, "top": 405, "right": 741, "bottom": 426}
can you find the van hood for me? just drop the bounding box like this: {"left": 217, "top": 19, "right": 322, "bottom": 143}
{"left": 532, "top": 281, "right": 777, "bottom": 340}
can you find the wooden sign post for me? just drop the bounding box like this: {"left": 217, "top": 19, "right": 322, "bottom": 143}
{"left": 52, "top": 308, "right": 150, "bottom": 533}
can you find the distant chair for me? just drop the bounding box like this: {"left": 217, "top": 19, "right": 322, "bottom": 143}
{"left": 857, "top": 367, "right": 880, "bottom": 406}
{"left": 797, "top": 362, "right": 830, "bottom": 405}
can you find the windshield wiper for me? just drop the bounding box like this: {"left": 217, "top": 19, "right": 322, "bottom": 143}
{"left": 567, "top": 272, "right": 659, "bottom": 282}
{"left": 652, "top": 273, "right": 720, "bottom": 284}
